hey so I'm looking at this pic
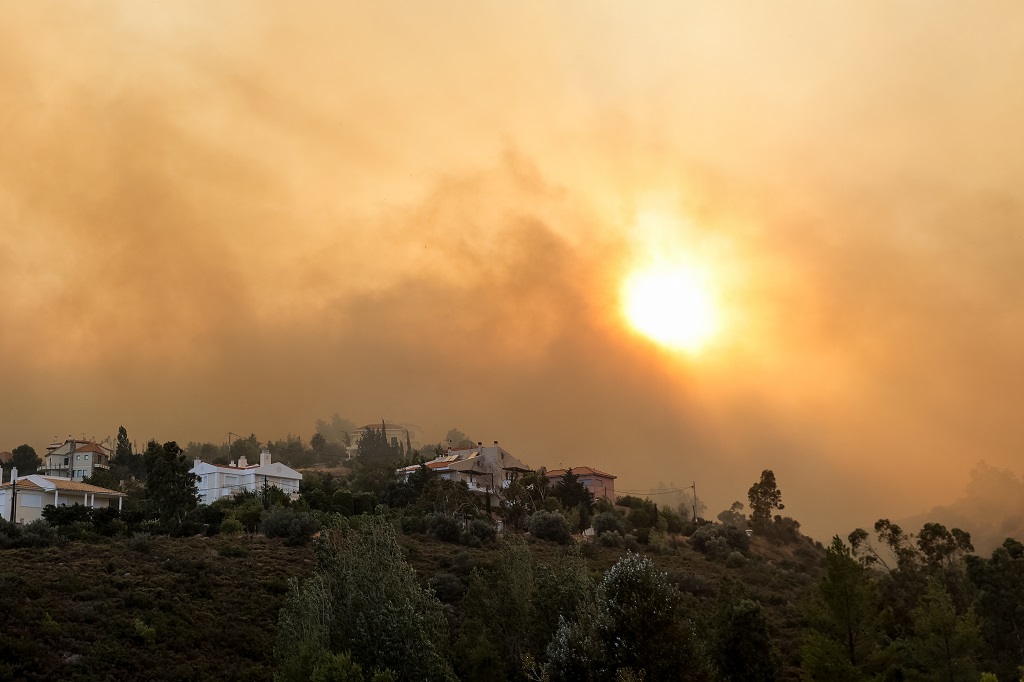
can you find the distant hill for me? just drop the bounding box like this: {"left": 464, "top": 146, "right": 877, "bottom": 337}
{"left": 898, "top": 461, "right": 1024, "bottom": 554}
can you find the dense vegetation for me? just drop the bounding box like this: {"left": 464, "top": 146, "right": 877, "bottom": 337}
{"left": 3, "top": 425, "right": 1024, "bottom": 680}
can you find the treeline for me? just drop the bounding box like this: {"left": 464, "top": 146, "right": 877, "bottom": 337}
{"left": 801, "top": 521, "right": 1024, "bottom": 681}
{"left": 274, "top": 517, "right": 770, "bottom": 682}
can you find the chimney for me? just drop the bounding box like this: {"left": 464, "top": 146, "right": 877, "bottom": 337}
{"left": 237, "top": 456, "right": 248, "bottom": 468}
{"left": 493, "top": 440, "right": 498, "bottom": 445}
{"left": 194, "top": 458, "right": 202, "bottom": 469}
{"left": 260, "top": 448, "right": 272, "bottom": 467}
{"left": 10, "top": 467, "right": 17, "bottom": 481}
{"left": 230, "top": 460, "right": 236, "bottom": 467}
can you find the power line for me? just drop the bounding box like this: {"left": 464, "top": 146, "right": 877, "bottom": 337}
{"left": 617, "top": 487, "right": 692, "bottom": 495}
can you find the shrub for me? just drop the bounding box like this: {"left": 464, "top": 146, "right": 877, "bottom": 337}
{"left": 218, "top": 544, "right": 248, "bottom": 558}
{"left": 260, "top": 506, "right": 320, "bottom": 545}
{"left": 400, "top": 514, "right": 427, "bottom": 535}
{"left": 134, "top": 618, "right": 156, "bottom": 646}
{"left": 726, "top": 551, "right": 747, "bottom": 568}
{"left": 599, "top": 530, "right": 624, "bottom": 548}
{"left": 593, "top": 511, "right": 627, "bottom": 538}
{"left": 468, "top": 519, "right": 496, "bottom": 545}
{"left": 127, "top": 532, "right": 154, "bottom": 553}
{"left": 42, "top": 503, "right": 93, "bottom": 527}
{"left": 428, "top": 572, "right": 466, "bottom": 604}
{"left": 220, "top": 516, "right": 244, "bottom": 535}
{"left": 528, "top": 511, "right": 571, "bottom": 545}
{"left": 425, "top": 514, "right": 461, "bottom": 543}
{"left": 691, "top": 524, "right": 749, "bottom": 558}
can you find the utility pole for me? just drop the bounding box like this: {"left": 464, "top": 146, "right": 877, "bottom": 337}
{"left": 691, "top": 481, "right": 698, "bottom": 522}
{"left": 9, "top": 476, "right": 17, "bottom": 524}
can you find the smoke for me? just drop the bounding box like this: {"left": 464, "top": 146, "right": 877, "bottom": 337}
{"left": 2, "top": 2, "right": 1024, "bottom": 540}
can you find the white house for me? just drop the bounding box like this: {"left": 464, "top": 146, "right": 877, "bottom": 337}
{"left": 190, "top": 448, "right": 302, "bottom": 505}
{"left": 397, "top": 441, "right": 531, "bottom": 507}
{"left": 0, "top": 468, "right": 125, "bottom": 524}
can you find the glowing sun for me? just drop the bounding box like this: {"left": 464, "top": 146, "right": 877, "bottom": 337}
{"left": 621, "top": 263, "right": 719, "bottom": 353}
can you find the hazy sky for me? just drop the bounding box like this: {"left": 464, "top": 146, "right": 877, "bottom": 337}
{"left": 3, "top": 2, "right": 1023, "bottom": 540}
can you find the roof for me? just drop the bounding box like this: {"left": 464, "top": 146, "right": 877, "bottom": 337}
{"left": 545, "top": 467, "right": 616, "bottom": 480}
{"left": 0, "top": 476, "right": 125, "bottom": 496}
{"left": 72, "top": 444, "right": 109, "bottom": 455}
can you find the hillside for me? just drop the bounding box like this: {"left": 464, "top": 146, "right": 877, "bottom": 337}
{"left": 0, "top": 530, "right": 823, "bottom": 681}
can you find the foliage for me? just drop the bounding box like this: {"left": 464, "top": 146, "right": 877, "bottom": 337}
{"left": 355, "top": 424, "right": 402, "bottom": 464}
{"left": 275, "top": 516, "right": 455, "bottom": 681}
{"left": 712, "top": 581, "right": 780, "bottom": 682}
{"left": 691, "top": 524, "right": 750, "bottom": 558}
{"left": 718, "top": 501, "right": 748, "bottom": 530}
{"left": 111, "top": 425, "right": 146, "bottom": 480}
{"left": 593, "top": 510, "right": 627, "bottom": 538}
{"left": 261, "top": 506, "right": 320, "bottom": 545}
{"left": 528, "top": 510, "right": 572, "bottom": 544}
{"left": 904, "top": 580, "right": 981, "bottom": 681}
{"left": 8, "top": 443, "right": 41, "bottom": 475}
{"left": 142, "top": 440, "right": 200, "bottom": 531}
{"left": 545, "top": 552, "right": 714, "bottom": 681}
{"left": 802, "top": 536, "right": 883, "bottom": 679}
{"left": 748, "top": 470, "right": 784, "bottom": 532}
{"left": 551, "top": 469, "right": 594, "bottom": 531}
{"left": 966, "top": 538, "right": 1024, "bottom": 680}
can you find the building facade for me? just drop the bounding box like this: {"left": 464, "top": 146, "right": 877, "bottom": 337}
{"left": 544, "top": 466, "right": 617, "bottom": 502}
{"left": 41, "top": 437, "right": 113, "bottom": 482}
{"left": 397, "top": 441, "right": 531, "bottom": 507}
{"left": 190, "top": 448, "right": 302, "bottom": 505}
{"left": 0, "top": 470, "right": 125, "bottom": 524}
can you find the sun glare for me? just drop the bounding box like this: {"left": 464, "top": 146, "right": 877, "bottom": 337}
{"left": 621, "top": 263, "right": 719, "bottom": 354}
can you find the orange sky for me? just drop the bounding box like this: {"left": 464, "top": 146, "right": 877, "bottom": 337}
{"left": 2, "top": 2, "right": 1024, "bottom": 540}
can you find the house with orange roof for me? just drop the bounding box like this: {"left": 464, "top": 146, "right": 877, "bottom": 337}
{"left": 544, "top": 466, "right": 617, "bottom": 502}
{"left": 0, "top": 468, "right": 125, "bottom": 524}
{"left": 40, "top": 437, "right": 113, "bottom": 482}
{"left": 397, "top": 441, "right": 532, "bottom": 507}
{"left": 190, "top": 448, "right": 302, "bottom": 505}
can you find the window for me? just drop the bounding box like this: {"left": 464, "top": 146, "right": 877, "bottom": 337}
{"left": 21, "top": 493, "right": 42, "bottom": 508}
{"left": 76, "top": 455, "right": 81, "bottom": 460}
{"left": 84, "top": 454, "right": 90, "bottom": 461}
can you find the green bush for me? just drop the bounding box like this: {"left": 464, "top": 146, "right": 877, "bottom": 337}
{"left": 260, "top": 506, "right": 320, "bottom": 545}
{"left": 593, "top": 511, "right": 627, "bottom": 538}
{"left": 426, "top": 514, "right": 461, "bottom": 543}
{"left": 599, "top": 530, "right": 624, "bottom": 548}
{"left": 127, "top": 532, "right": 154, "bottom": 553}
{"left": 468, "top": 518, "right": 496, "bottom": 544}
{"left": 528, "top": 511, "right": 571, "bottom": 545}
{"left": 220, "top": 516, "right": 244, "bottom": 535}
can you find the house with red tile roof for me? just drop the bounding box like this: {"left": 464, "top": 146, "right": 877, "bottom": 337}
{"left": 397, "top": 441, "right": 531, "bottom": 507}
{"left": 0, "top": 470, "right": 125, "bottom": 524}
{"left": 40, "top": 437, "right": 113, "bottom": 482}
{"left": 544, "top": 466, "right": 617, "bottom": 502}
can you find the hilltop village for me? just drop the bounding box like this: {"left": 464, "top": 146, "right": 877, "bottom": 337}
{"left": 1, "top": 424, "right": 1021, "bottom": 681}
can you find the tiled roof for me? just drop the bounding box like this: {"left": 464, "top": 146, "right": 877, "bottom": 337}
{"left": 45, "top": 478, "right": 123, "bottom": 494}
{"left": 0, "top": 477, "right": 124, "bottom": 496}
{"left": 0, "top": 479, "right": 42, "bottom": 490}
{"left": 73, "top": 444, "right": 109, "bottom": 455}
{"left": 545, "top": 466, "right": 616, "bottom": 480}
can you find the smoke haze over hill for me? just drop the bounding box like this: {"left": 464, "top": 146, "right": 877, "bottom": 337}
{"left": 2, "top": 2, "right": 1024, "bottom": 541}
